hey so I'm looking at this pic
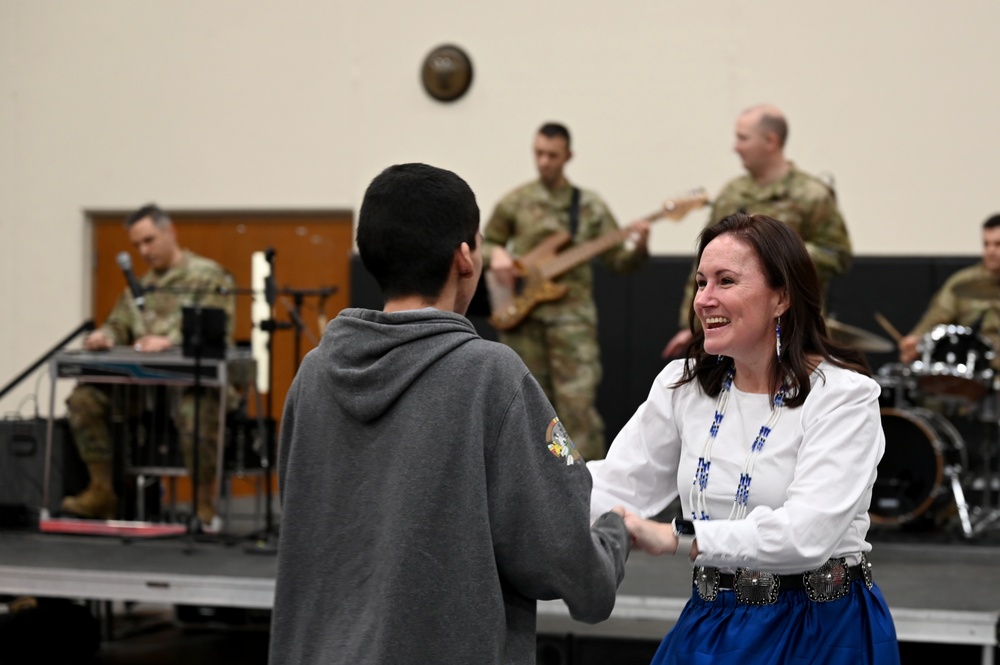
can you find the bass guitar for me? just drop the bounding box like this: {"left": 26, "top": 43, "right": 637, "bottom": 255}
{"left": 487, "top": 189, "right": 710, "bottom": 331}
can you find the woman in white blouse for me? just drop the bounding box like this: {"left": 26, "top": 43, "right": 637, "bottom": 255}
{"left": 590, "top": 213, "right": 899, "bottom": 664}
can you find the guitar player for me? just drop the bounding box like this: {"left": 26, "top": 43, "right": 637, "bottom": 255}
{"left": 482, "top": 122, "right": 650, "bottom": 461}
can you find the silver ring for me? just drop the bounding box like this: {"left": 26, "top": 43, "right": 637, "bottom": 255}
{"left": 134, "top": 343, "right": 141, "bottom": 351}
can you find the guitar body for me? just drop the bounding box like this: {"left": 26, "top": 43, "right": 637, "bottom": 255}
{"left": 516, "top": 230, "right": 572, "bottom": 267}
{"left": 487, "top": 232, "right": 571, "bottom": 331}
{"left": 485, "top": 190, "right": 709, "bottom": 331}
{"left": 487, "top": 267, "right": 569, "bottom": 331}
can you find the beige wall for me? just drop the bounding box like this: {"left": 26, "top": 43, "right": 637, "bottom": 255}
{"left": 2, "top": 0, "right": 999, "bottom": 410}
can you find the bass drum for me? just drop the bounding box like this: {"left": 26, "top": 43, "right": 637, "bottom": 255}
{"left": 870, "top": 407, "right": 967, "bottom": 526}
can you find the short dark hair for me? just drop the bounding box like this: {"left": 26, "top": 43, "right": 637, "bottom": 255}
{"left": 983, "top": 214, "right": 1000, "bottom": 230}
{"left": 357, "top": 163, "right": 480, "bottom": 302}
{"left": 677, "top": 213, "right": 868, "bottom": 406}
{"left": 538, "top": 122, "right": 571, "bottom": 150}
{"left": 125, "top": 203, "right": 171, "bottom": 229}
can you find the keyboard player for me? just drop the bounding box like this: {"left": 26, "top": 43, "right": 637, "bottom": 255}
{"left": 61, "top": 203, "right": 235, "bottom": 528}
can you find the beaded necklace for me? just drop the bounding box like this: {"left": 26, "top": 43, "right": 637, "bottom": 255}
{"left": 689, "top": 367, "right": 787, "bottom": 521}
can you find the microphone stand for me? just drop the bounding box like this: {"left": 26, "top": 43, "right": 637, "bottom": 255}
{"left": 0, "top": 320, "right": 95, "bottom": 402}
{"left": 245, "top": 248, "right": 281, "bottom": 555}
{"left": 243, "top": 252, "right": 337, "bottom": 554}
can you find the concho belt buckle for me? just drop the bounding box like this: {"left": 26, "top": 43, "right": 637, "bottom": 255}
{"left": 733, "top": 568, "right": 779, "bottom": 605}
{"left": 860, "top": 552, "right": 874, "bottom": 590}
{"left": 804, "top": 557, "right": 851, "bottom": 602}
{"left": 694, "top": 566, "right": 720, "bottom": 601}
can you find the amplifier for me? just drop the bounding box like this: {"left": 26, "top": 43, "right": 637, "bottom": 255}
{"left": 0, "top": 417, "right": 88, "bottom": 527}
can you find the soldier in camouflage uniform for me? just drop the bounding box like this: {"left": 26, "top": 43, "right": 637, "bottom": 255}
{"left": 61, "top": 203, "right": 235, "bottom": 526}
{"left": 899, "top": 214, "right": 1000, "bottom": 372}
{"left": 663, "top": 104, "right": 852, "bottom": 359}
{"left": 483, "top": 123, "right": 650, "bottom": 461}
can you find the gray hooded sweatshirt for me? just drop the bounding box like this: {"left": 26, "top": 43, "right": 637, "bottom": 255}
{"left": 269, "top": 307, "right": 628, "bottom": 665}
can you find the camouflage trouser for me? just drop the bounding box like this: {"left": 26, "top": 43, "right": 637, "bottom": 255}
{"left": 66, "top": 383, "right": 221, "bottom": 484}
{"left": 501, "top": 318, "right": 606, "bottom": 460}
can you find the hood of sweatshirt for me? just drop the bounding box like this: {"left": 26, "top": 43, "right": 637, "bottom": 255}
{"left": 319, "top": 307, "right": 480, "bottom": 423}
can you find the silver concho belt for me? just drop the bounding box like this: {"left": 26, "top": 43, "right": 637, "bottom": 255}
{"left": 694, "top": 553, "right": 874, "bottom": 605}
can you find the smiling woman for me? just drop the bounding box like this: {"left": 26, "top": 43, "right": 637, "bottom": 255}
{"left": 588, "top": 213, "right": 901, "bottom": 665}
{"left": 694, "top": 233, "right": 789, "bottom": 393}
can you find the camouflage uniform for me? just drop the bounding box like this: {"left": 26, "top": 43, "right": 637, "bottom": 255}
{"left": 678, "top": 162, "right": 852, "bottom": 326}
{"left": 67, "top": 250, "right": 235, "bottom": 483}
{"left": 907, "top": 263, "right": 1000, "bottom": 371}
{"left": 483, "top": 179, "right": 647, "bottom": 460}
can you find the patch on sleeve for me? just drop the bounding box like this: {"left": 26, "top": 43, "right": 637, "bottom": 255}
{"left": 546, "top": 417, "right": 583, "bottom": 465}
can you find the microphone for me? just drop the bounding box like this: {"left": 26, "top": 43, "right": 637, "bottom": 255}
{"left": 116, "top": 251, "right": 145, "bottom": 311}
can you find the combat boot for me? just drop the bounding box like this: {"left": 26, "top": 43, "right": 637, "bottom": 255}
{"left": 60, "top": 461, "right": 118, "bottom": 520}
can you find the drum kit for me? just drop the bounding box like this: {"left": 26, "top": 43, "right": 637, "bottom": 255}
{"left": 826, "top": 295, "right": 1000, "bottom": 539}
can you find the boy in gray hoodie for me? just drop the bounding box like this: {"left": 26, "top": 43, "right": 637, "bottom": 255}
{"left": 269, "top": 163, "right": 630, "bottom": 665}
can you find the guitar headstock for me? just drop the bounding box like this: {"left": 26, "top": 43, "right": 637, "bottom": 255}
{"left": 654, "top": 188, "right": 711, "bottom": 221}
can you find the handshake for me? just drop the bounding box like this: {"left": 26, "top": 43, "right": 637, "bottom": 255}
{"left": 609, "top": 506, "right": 699, "bottom": 561}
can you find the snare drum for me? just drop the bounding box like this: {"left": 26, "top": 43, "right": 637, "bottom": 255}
{"left": 910, "top": 324, "right": 995, "bottom": 404}
{"left": 870, "top": 407, "right": 967, "bottom": 526}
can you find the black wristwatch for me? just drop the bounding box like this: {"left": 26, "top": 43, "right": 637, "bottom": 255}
{"left": 672, "top": 518, "right": 697, "bottom": 558}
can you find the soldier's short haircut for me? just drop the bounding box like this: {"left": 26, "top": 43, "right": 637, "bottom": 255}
{"left": 757, "top": 112, "right": 788, "bottom": 148}
{"left": 538, "top": 122, "right": 571, "bottom": 150}
{"left": 357, "top": 163, "right": 480, "bottom": 302}
{"left": 125, "top": 203, "right": 171, "bottom": 229}
{"left": 983, "top": 214, "right": 1000, "bottom": 230}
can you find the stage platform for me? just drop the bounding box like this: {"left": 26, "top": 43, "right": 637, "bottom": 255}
{"left": 0, "top": 527, "right": 998, "bottom": 663}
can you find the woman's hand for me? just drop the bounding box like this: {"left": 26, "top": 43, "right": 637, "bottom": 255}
{"left": 623, "top": 514, "right": 678, "bottom": 556}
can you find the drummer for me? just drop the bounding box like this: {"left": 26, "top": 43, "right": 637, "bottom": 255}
{"left": 899, "top": 213, "right": 1000, "bottom": 370}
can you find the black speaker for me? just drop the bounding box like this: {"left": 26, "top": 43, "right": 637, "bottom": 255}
{"left": 0, "top": 417, "right": 87, "bottom": 527}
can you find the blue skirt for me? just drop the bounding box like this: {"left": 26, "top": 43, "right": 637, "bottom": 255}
{"left": 650, "top": 580, "right": 900, "bottom": 665}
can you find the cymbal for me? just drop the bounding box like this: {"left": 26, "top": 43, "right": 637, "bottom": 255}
{"left": 825, "top": 319, "right": 895, "bottom": 353}
{"left": 952, "top": 278, "right": 1000, "bottom": 300}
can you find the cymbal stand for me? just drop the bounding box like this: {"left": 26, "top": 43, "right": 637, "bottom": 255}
{"left": 947, "top": 464, "right": 974, "bottom": 538}
{"left": 967, "top": 389, "right": 1000, "bottom": 535}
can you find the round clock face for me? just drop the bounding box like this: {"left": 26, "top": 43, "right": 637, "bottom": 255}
{"left": 421, "top": 45, "right": 473, "bottom": 102}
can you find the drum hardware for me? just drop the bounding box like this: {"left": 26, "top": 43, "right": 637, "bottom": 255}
{"left": 966, "top": 411, "right": 1000, "bottom": 536}
{"left": 873, "top": 352, "right": 1000, "bottom": 538}
{"left": 966, "top": 472, "right": 1000, "bottom": 536}
{"left": 947, "top": 464, "right": 975, "bottom": 538}
{"left": 870, "top": 407, "right": 970, "bottom": 530}
{"left": 910, "top": 324, "right": 995, "bottom": 406}
{"left": 875, "top": 363, "right": 920, "bottom": 410}
{"left": 824, "top": 318, "right": 895, "bottom": 353}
